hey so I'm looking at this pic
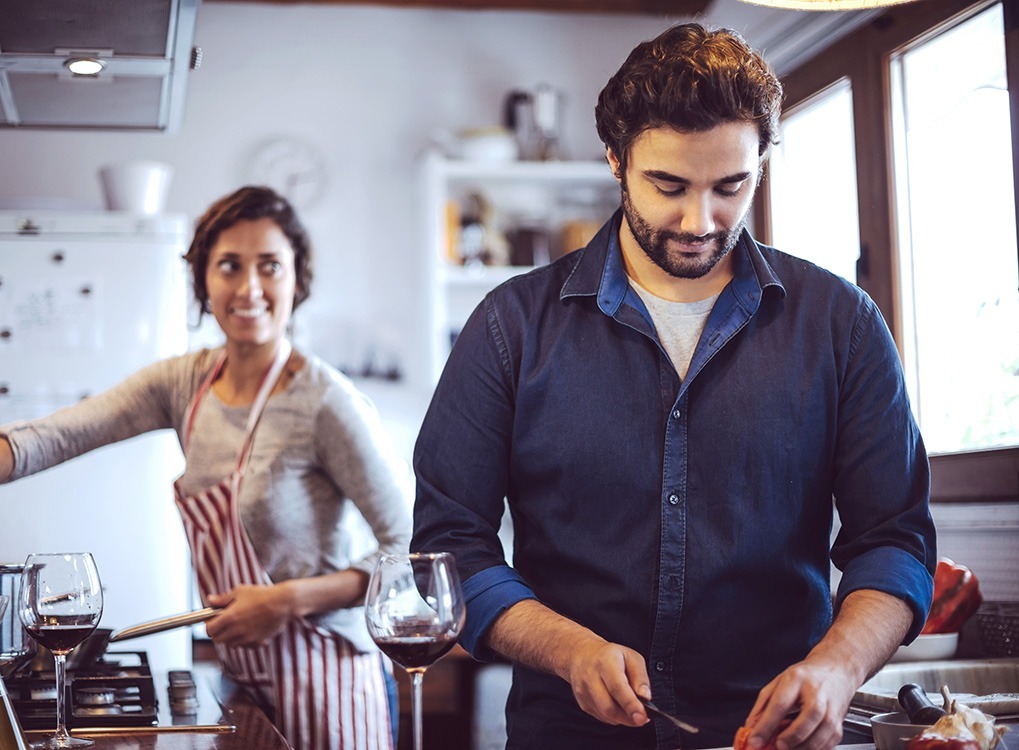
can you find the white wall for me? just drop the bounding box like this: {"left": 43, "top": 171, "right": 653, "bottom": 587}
{"left": 0, "top": 1, "right": 874, "bottom": 448}
{"left": 0, "top": 4, "right": 672, "bottom": 404}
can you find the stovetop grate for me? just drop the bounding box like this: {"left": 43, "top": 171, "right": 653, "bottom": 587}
{"left": 3, "top": 651, "right": 157, "bottom": 729}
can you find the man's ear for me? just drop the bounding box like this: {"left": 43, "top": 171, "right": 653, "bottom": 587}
{"left": 606, "top": 147, "right": 623, "bottom": 183}
{"left": 755, "top": 168, "right": 765, "bottom": 188}
{"left": 756, "top": 150, "right": 770, "bottom": 186}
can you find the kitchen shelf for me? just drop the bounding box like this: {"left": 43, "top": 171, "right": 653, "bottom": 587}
{"left": 435, "top": 158, "right": 613, "bottom": 185}
{"left": 436, "top": 262, "right": 539, "bottom": 286}
{"left": 419, "top": 150, "right": 618, "bottom": 386}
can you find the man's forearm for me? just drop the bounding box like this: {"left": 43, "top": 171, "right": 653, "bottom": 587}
{"left": 810, "top": 589, "right": 912, "bottom": 684}
{"left": 486, "top": 598, "right": 608, "bottom": 681}
{"left": 485, "top": 598, "right": 653, "bottom": 728}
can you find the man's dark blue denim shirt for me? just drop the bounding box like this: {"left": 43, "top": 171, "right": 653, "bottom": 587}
{"left": 412, "top": 211, "right": 936, "bottom": 750}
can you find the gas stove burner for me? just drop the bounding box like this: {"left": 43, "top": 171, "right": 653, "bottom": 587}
{"left": 76, "top": 687, "right": 115, "bottom": 706}
{"left": 76, "top": 705, "right": 123, "bottom": 717}
{"left": 4, "top": 651, "right": 158, "bottom": 729}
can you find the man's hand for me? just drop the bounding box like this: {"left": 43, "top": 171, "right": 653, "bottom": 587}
{"left": 743, "top": 655, "right": 857, "bottom": 750}
{"left": 742, "top": 589, "right": 913, "bottom": 750}
{"left": 565, "top": 635, "right": 652, "bottom": 726}
{"left": 205, "top": 584, "right": 296, "bottom": 647}
{"left": 487, "top": 599, "right": 652, "bottom": 728}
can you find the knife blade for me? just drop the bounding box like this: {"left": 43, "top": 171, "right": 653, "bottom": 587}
{"left": 638, "top": 697, "right": 700, "bottom": 734}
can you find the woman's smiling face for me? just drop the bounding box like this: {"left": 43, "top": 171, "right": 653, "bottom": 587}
{"left": 205, "top": 217, "right": 297, "bottom": 350}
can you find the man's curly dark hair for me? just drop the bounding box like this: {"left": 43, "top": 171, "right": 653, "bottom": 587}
{"left": 595, "top": 23, "right": 784, "bottom": 174}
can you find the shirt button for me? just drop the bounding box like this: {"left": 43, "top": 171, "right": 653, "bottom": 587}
{"left": 655, "top": 661, "right": 666, "bottom": 672}
{"left": 668, "top": 494, "right": 679, "bottom": 505}
{"left": 672, "top": 409, "right": 681, "bottom": 419}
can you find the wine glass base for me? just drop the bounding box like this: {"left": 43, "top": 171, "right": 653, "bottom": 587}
{"left": 28, "top": 735, "right": 95, "bottom": 749}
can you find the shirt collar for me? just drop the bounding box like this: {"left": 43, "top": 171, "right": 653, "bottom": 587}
{"left": 561, "top": 208, "right": 786, "bottom": 315}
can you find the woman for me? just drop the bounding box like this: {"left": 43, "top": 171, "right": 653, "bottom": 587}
{"left": 0, "top": 186, "right": 411, "bottom": 750}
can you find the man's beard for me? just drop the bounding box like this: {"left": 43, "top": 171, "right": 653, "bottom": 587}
{"left": 620, "top": 184, "right": 748, "bottom": 280}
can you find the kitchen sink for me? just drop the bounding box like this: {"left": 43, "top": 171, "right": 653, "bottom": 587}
{"left": 853, "top": 658, "right": 1019, "bottom": 718}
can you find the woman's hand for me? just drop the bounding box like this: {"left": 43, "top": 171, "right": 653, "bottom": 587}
{"left": 204, "top": 584, "right": 297, "bottom": 647}
{"left": 1, "top": 437, "right": 14, "bottom": 482}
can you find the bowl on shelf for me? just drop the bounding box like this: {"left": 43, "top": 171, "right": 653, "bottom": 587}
{"left": 870, "top": 711, "right": 932, "bottom": 750}
{"left": 890, "top": 632, "right": 959, "bottom": 663}
{"left": 458, "top": 127, "right": 518, "bottom": 162}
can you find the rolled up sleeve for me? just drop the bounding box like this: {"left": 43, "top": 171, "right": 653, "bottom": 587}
{"left": 461, "top": 565, "right": 537, "bottom": 660}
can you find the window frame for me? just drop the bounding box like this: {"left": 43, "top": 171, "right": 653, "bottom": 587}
{"left": 755, "top": 0, "right": 1019, "bottom": 503}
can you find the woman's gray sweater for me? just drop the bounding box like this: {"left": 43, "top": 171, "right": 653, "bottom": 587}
{"left": 1, "top": 347, "right": 413, "bottom": 652}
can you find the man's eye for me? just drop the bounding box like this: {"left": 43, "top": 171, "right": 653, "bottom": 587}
{"left": 215, "top": 260, "right": 237, "bottom": 273}
{"left": 653, "top": 183, "right": 685, "bottom": 197}
{"left": 716, "top": 183, "right": 745, "bottom": 197}
{"left": 260, "top": 261, "right": 282, "bottom": 274}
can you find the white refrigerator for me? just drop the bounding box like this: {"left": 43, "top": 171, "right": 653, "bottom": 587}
{"left": 0, "top": 210, "right": 193, "bottom": 671}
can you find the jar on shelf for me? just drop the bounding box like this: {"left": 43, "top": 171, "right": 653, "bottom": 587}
{"left": 555, "top": 186, "right": 615, "bottom": 260}
{"left": 505, "top": 209, "right": 552, "bottom": 267}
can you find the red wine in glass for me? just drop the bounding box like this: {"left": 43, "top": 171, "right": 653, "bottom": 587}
{"left": 23, "top": 619, "right": 97, "bottom": 656}
{"left": 373, "top": 632, "right": 458, "bottom": 671}
{"left": 19, "top": 553, "right": 103, "bottom": 749}
{"left": 365, "top": 553, "right": 464, "bottom": 750}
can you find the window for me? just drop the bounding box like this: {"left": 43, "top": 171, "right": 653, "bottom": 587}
{"left": 769, "top": 78, "right": 860, "bottom": 284}
{"left": 890, "top": 4, "right": 1019, "bottom": 453}
{"left": 760, "top": 0, "right": 1019, "bottom": 500}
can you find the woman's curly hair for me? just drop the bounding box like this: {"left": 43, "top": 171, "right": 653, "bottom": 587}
{"left": 595, "top": 23, "right": 784, "bottom": 173}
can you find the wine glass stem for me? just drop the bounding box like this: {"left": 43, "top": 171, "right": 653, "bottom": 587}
{"left": 54, "top": 652, "right": 71, "bottom": 744}
{"left": 410, "top": 670, "right": 425, "bottom": 750}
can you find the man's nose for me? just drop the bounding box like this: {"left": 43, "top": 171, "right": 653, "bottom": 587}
{"left": 680, "top": 194, "right": 716, "bottom": 237}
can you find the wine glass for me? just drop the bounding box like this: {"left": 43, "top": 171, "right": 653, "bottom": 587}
{"left": 365, "top": 552, "right": 465, "bottom": 750}
{"left": 18, "top": 553, "right": 103, "bottom": 749}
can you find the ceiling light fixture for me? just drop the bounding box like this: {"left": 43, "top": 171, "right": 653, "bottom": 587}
{"left": 738, "top": 0, "right": 916, "bottom": 9}
{"left": 64, "top": 57, "right": 106, "bottom": 76}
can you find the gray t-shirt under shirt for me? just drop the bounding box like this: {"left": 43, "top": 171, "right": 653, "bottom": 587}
{"left": 629, "top": 279, "right": 720, "bottom": 380}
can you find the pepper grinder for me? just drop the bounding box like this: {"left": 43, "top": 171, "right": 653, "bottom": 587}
{"left": 898, "top": 683, "right": 947, "bottom": 725}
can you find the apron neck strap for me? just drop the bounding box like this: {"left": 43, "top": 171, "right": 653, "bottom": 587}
{"left": 236, "top": 339, "right": 293, "bottom": 474}
{"left": 181, "top": 340, "right": 293, "bottom": 471}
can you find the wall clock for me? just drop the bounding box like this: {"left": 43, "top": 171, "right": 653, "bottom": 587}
{"left": 245, "top": 136, "right": 328, "bottom": 211}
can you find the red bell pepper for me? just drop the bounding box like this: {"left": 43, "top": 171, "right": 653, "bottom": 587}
{"left": 921, "top": 557, "right": 983, "bottom": 635}
{"left": 907, "top": 732, "right": 981, "bottom": 750}
{"left": 734, "top": 718, "right": 793, "bottom": 750}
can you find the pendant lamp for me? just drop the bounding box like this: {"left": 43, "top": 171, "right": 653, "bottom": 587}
{"left": 738, "top": 0, "right": 917, "bottom": 9}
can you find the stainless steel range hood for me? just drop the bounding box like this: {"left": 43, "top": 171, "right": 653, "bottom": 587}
{"left": 0, "top": 0, "right": 200, "bottom": 132}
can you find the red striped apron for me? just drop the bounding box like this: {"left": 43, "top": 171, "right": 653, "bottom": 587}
{"left": 173, "top": 343, "right": 393, "bottom": 750}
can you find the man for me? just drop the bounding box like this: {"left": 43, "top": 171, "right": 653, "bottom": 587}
{"left": 412, "top": 22, "right": 935, "bottom": 750}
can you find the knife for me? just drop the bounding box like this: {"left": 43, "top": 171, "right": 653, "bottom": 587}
{"left": 109, "top": 607, "right": 221, "bottom": 642}
{"left": 638, "top": 696, "right": 700, "bottom": 734}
